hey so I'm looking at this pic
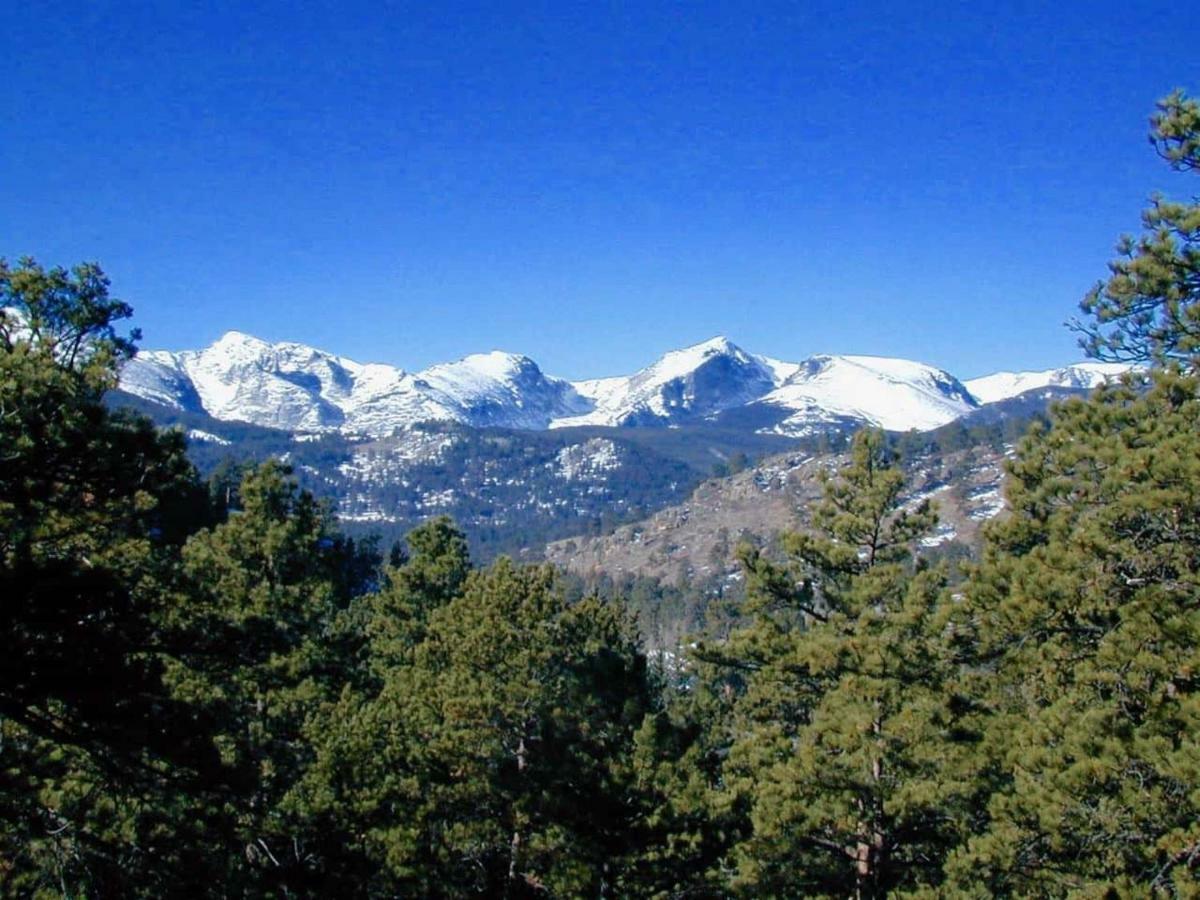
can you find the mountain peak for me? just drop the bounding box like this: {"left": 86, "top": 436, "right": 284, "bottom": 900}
{"left": 213, "top": 329, "right": 267, "bottom": 347}
{"left": 118, "top": 328, "right": 1112, "bottom": 439}
{"left": 437, "top": 350, "right": 539, "bottom": 377}
{"left": 647, "top": 336, "right": 753, "bottom": 380}
{"left": 670, "top": 335, "right": 746, "bottom": 360}
{"left": 761, "top": 353, "right": 978, "bottom": 434}
{"left": 964, "top": 362, "right": 1135, "bottom": 404}
{"left": 554, "top": 335, "right": 776, "bottom": 428}
{"left": 686, "top": 335, "right": 739, "bottom": 353}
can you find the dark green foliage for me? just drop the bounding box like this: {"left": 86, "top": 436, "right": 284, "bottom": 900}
{"left": 944, "top": 371, "right": 1200, "bottom": 895}
{"left": 0, "top": 258, "right": 223, "bottom": 895}
{"left": 361, "top": 515, "right": 472, "bottom": 675}
{"left": 941, "top": 87, "right": 1200, "bottom": 896}
{"left": 0, "top": 256, "right": 140, "bottom": 367}
{"left": 690, "top": 430, "right": 972, "bottom": 898}
{"left": 172, "top": 461, "right": 382, "bottom": 893}
{"left": 1078, "top": 90, "right": 1200, "bottom": 367}
{"left": 294, "top": 555, "right": 657, "bottom": 897}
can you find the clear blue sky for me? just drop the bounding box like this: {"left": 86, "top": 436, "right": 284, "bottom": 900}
{"left": 2, "top": 1, "right": 1197, "bottom": 379}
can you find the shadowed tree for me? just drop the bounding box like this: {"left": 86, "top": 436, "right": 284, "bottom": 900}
{"left": 0, "top": 258, "right": 225, "bottom": 896}
{"left": 174, "top": 461, "right": 380, "bottom": 894}
{"left": 295, "top": 555, "right": 656, "bottom": 897}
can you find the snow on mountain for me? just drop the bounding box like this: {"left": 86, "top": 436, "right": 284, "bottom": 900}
{"left": 411, "top": 352, "right": 590, "bottom": 429}
{"left": 964, "top": 362, "right": 1134, "bottom": 405}
{"left": 117, "top": 349, "right": 207, "bottom": 412}
{"left": 119, "top": 333, "right": 587, "bottom": 436}
{"left": 554, "top": 342, "right": 977, "bottom": 433}
{"left": 551, "top": 337, "right": 779, "bottom": 428}
{"left": 121, "top": 331, "right": 1112, "bottom": 439}
{"left": 180, "top": 331, "right": 356, "bottom": 430}
{"left": 755, "top": 355, "right": 979, "bottom": 435}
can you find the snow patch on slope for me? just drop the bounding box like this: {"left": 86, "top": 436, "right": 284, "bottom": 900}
{"left": 186, "top": 429, "right": 231, "bottom": 446}
{"left": 554, "top": 438, "right": 622, "bottom": 481}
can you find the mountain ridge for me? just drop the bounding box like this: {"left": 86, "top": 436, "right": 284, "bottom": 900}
{"left": 118, "top": 331, "right": 1133, "bottom": 438}
{"left": 963, "top": 362, "right": 1133, "bottom": 404}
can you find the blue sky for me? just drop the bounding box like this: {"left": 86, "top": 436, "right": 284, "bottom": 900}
{"left": 2, "top": 1, "right": 1197, "bottom": 379}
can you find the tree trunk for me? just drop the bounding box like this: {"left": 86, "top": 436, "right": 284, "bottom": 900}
{"left": 506, "top": 736, "right": 528, "bottom": 897}
{"left": 854, "top": 719, "right": 886, "bottom": 900}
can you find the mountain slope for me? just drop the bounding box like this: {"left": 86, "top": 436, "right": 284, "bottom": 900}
{"left": 545, "top": 443, "right": 1009, "bottom": 585}
{"left": 551, "top": 337, "right": 781, "bottom": 428}
{"left": 964, "top": 362, "right": 1133, "bottom": 404}
{"left": 754, "top": 355, "right": 979, "bottom": 435}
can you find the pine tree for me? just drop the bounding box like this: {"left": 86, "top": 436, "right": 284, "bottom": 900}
{"left": 943, "top": 89, "right": 1200, "bottom": 895}
{"left": 697, "top": 430, "right": 972, "bottom": 897}
{"left": 298, "top": 555, "right": 655, "bottom": 896}
{"left": 942, "top": 372, "right": 1200, "bottom": 895}
{"left": 175, "top": 461, "right": 379, "bottom": 893}
{"left": 624, "top": 658, "right": 746, "bottom": 898}
{"left": 364, "top": 515, "right": 471, "bottom": 674}
{"left": 1078, "top": 90, "right": 1200, "bottom": 368}
{"left": 0, "top": 258, "right": 224, "bottom": 895}
{"left": 281, "top": 517, "right": 473, "bottom": 894}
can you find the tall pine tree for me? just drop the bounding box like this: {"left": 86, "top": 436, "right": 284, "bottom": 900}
{"left": 298, "top": 555, "right": 655, "bottom": 896}
{"left": 698, "top": 430, "right": 973, "bottom": 897}
{"left": 174, "top": 461, "right": 379, "bottom": 894}
{"left": 945, "top": 90, "right": 1200, "bottom": 895}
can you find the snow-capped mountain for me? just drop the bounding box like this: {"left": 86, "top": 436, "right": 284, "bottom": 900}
{"left": 119, "top": 331, "right": 589, "bottom": 436}
{"left": 551, "top": 337, "right": 788, "bottom": 428}
{"left": 118, "top": 331, "right": 1126, "bottom": 439}
{"left": 753, "top": 355, "right": 979, "bottom": 435}
{"left": 964, "top": 362, "right": 1134, "bottom": 405}
{"left": 120, "top": 333, "right": 802, "bottom": 435}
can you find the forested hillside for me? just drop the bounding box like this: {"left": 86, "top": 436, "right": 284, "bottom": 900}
{"left": 3, "top": 90, "right": 1200, "bottom": 897}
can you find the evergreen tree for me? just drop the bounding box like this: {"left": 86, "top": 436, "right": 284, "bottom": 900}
{"left": 1078, "top": 90, "right": 1200, "bottom": 368}
{"left": 0, "top": 258, "right": 223, "bottom": 895}
{"left": 364, "top": 515, "right": 471, "bottom": 674}
{"left": 944, "top": 372, "right": 1200, "bottom": 895}
{"left": 280, "top": 517, "right": 473, "bottom": 894}
{"left": 174, "top": 461, "right": 379, "bottom": 893}
{"left": 624, "top": 657, "right": 746, "bottom": 898}
{"left": 944, "top": 92, "right": 1200, "bottom": 894}
{"left": 697, "top": 430, "right": 971, "bottom": 897}
{"left": 299, "top": 556, "right": 654, "bottom": 896}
